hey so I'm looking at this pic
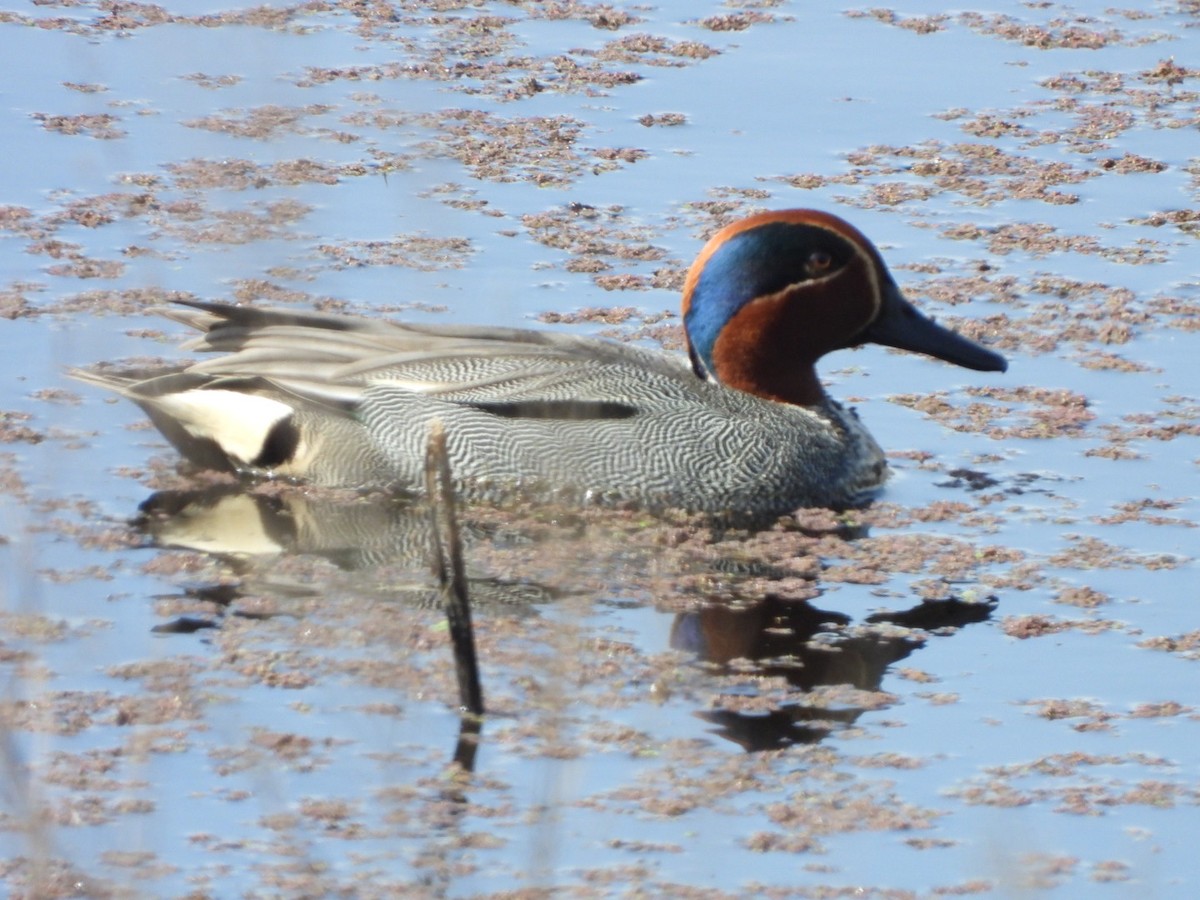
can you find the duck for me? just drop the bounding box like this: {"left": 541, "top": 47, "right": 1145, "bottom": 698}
{"left": 75, "top": 209, "right": 1006, "bottom": 518}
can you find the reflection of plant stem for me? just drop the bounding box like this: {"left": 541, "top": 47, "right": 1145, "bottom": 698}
{"left": 452, "top": 715, "right": 483, "bottom": 773}
{"left": 0, "top": 719, "right": 105, "bottom": 895}
{"left": 2, "top": 487, "right": 108, "bottom": 894}
{"left": 424, "top": 420, "right": 485, "bottom": 719}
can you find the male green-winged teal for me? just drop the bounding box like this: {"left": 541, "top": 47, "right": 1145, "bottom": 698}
{"left": 76, "top": 209, "right": 1006, "bottom": 517}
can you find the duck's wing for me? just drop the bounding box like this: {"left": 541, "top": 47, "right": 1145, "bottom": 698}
{"left": 72, "top": 302, "right": 702, "bottom": 480}
{"left": 167, "top": 300, "right": 697, "bottom": 418}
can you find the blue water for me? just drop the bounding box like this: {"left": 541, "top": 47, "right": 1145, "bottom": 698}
{"left": 1, "top": 1, "right": 1198, "bottom": 895}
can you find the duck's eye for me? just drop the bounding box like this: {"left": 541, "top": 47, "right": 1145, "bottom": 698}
{"left": 806, "top": 250, "right": 834, "bottom": 276}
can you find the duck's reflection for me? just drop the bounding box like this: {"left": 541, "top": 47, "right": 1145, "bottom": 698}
{"left": 672, "top": 594, "right": 993, "bottom": 751}
{"left": 141, "top": 485, "right": 434, "bottom": 571}
{"left": 135, "top": 485, "right": 994, "bottom": 754}
{"left": 139, "top": 485, "right": 559, "bottom": 622}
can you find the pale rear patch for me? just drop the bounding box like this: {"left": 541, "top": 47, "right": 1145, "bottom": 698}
{"left": 151, "top": 493, "right": 289, "bottom": 556}
{"left": 154, "top": 389, "right": 293, "bottom": 467}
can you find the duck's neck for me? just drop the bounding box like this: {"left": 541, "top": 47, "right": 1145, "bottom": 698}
{"left": 707, "top": 292, "right": 832, "bottom": 408}
{"left": 715, "top": 354, "right": 827, "bottom": 407}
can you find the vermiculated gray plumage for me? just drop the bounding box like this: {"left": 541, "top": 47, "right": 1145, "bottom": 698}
{"left": 75, "top": 301, "right": 887, "bottom": 517}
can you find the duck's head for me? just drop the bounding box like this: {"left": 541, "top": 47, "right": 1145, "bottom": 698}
{"left": 682, "top": 209, "right": 1007, "bottom": 406}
